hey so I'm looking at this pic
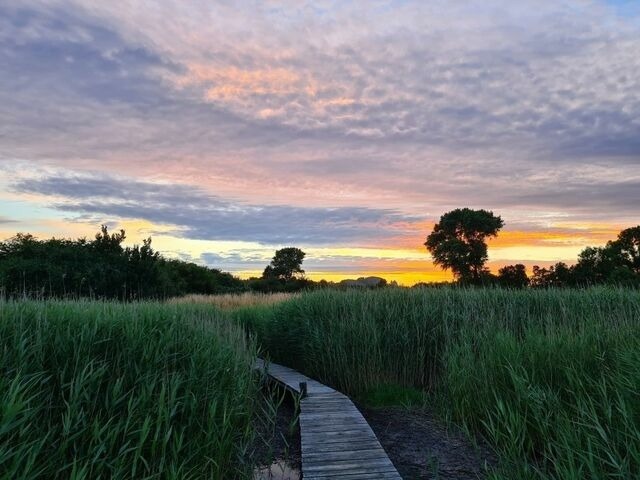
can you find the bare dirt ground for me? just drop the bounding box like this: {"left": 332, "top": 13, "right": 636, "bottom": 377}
{"left": 360, "top": 405, "right": 497, "bottom": 480}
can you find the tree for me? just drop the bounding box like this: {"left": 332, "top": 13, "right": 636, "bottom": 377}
{"left": 425, "top": 208, "right": 504, "bottom": 283}
{"left": 531, "top": 262, "right": 573, "bottom": 288}
{"left": 571, "top": 227, "right": 640, "bottom": 286}
{"left": 126, "top": 238, "right": 161, "bottom": 298}
{"left": 497, "top": 264, "right": 529, "bottom": 288}
{"left": 93, "top": 225, "right": 126, "bottom": 253}
{"left": 89, "top": 225, "right": 127, "bottom": 298}
{"left": 612, "top": 226, "right": 640, "bottom": 274}
{"left": 572, "top": 246, "right": 618, "bottom": 285}
{"left": 263, "top": 247, "right": 306, "bottom": 281}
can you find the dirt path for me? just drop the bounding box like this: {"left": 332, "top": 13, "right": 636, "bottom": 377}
{"left": 360, "top": 406, "right": 497, "bottom": 479}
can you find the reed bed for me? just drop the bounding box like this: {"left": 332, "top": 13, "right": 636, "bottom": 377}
{"left": 169, "top": 292, "right": 297, "bottom": 310}
{"left": 235, "top": 287, "right": 640, "bottom": 479}
{"left": 0, "top": 300, "right": 259, "bottom": 479}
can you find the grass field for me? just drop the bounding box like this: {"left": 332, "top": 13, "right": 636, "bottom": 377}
{"left": 0, "top": 301, "right": 260, "bottom": 480}
{"left": 3, "top": 289, "right": 638, "bottom": 479}
{"left": 234, "top": 287, "right": 640, "bottom": 479}
{"left": 169, "top": 292, "right": 297, "bottom": 310}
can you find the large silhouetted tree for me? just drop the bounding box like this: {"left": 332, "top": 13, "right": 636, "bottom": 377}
{"left": 425, "top": 208, "right": 504, "bottom": 283}
{"left": 263, "top": 247, "right": 306, "bottom": 281}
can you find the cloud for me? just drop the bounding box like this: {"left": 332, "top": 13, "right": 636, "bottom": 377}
{"left": 502, "top": 180, "right": 640, "bottom": 214}
{"left": 3, "top": 1, "right": 640, "bottom": 159}
{"left": 13, "top": 174, "right": 422, "bottom": 245}
{"left": 199, "top": 250, "right": 271, "bottom": 270}
{"left": 1, "top": 0, "right": 639, "bottom": 248}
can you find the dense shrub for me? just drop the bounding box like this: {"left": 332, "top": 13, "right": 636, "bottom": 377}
{"left": 0, "top": 228, "right": 245, "bottom": 300}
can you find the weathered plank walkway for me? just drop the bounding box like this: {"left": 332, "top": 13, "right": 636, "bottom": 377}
{"left": 255, "top": 358, "right": 402, "bottom": 479}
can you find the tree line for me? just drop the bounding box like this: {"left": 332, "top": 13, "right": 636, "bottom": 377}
{"left": 0, "top": 226, "right": 245, "bottom": 299}
{"left": 424, "top": 208, "right": 640, "bottom": 288}
{"left": 2, "top": 212, "right": 638, "bottom": 299}
{"left": 0, "top": 225, "right": 340, "bottom": 299}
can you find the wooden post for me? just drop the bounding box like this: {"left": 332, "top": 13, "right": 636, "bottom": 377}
{"left": 299, "top": 381, "right": 308, "bottom": 398}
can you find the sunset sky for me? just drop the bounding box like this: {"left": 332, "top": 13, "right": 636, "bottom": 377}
{"left": 1, "top": 0, "right": 639, "bottom": 284}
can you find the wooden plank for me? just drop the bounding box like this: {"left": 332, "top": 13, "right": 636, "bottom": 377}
{"left": 301, "top": 428, "right": 375, "bottom": 438}
{"left": 304, "top": 473, "right": 403, "bottom": 480}
{"left": 301, "top": 424, "right": 371, "bottom": 433}
{"left": 304, "top": 456, "right": 395, "bottom": 468}
{"left": 301, "top": 424, "right": 370, "bottom": 432}
{"left": 304, "top": 448, "right": 388, "bottom": 462}
{"left": 304, "top": 461, "right": 397, "bottom": 474}
{"left": 301, "top": 442, "right": 387, "bottom": 455}
{"left": 255, "top": 358, "right": 402, "bottom": 479}
{"left": 304, "top": 466, "right": 399, "bottom": 478}
{"left": 301, "top": 410, "right": 366, "bottom": 418}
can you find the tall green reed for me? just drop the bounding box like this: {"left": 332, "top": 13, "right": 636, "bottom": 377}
{"left": 235, "top": 287, "right": 640, "bottom": 479}
{"left": 0, "top": 300, "right": 259, "bottom": 479}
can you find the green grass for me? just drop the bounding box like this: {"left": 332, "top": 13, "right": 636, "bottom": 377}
{"left": 235, "top": 287, "right": 640, "bottom": 479}
{"left": 360, "top": 384, "right": 427, "bottom": 408}
{"left": 0, "top": 300, "right": 259, "bottom": 479}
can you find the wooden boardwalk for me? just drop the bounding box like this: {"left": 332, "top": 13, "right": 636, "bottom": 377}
{"left": 255, "top": 359, "right": 402, "bottom": 479}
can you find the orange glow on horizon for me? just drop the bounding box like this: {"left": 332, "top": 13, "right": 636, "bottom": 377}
{"left": 0, "top": 216, "right": 630, "bottom": 287}
{"left": 234, "top": 269, "right": 454, "bottom": 286}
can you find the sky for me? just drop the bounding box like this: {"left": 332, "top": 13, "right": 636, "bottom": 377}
{"left": 1, "top": 0, "right": 639, "bottom": 285}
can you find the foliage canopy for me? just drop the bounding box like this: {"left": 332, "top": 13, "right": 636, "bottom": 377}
{"left": 0, "top": 226, "right": 243, "bottom": 299}
{"left": 263, "top": 247, "right": 306, "bottom": 281}
{"left": 424, "top": 208, "right": 504, "bottom": 283}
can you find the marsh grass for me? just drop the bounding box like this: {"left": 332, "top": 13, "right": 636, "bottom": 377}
{"left": 250, "top": 381, "right": 301, "bottom": 479}
{"left": 169, "top": 292, "right": 297, "bottom": 310}
{"left": 235, "top": 287, "right": 640, "bottom": 479}
{"left": 361, "top": 384, "right": 427, "bottom": 408}
{"left": 0, "top": 300, "right": 260, "bottom": 479}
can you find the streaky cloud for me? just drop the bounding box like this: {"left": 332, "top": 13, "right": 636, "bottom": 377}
{"left": 14, "top": 174, "right": 422, "bottom": 245}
